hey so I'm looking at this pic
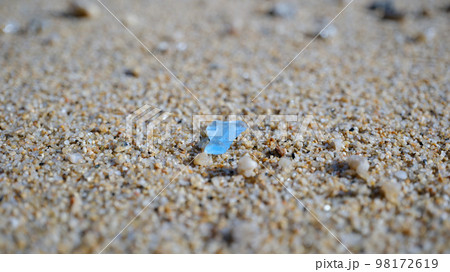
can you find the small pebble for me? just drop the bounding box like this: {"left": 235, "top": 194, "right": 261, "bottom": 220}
{"left": 275, "top": 145, "right": 286, "bottom": 157}
{"left": 208, "top": 63, "right": 224, "bottom": 70}
{"left": 124, "top": 67, "right": 140, "bottom": 77}
{"left": 418, "top": 7, "right": 432, "bottom": 18}
{"left": 413, "top": 28, "right": 436, "bottom": 42}
{"left": 67, "top": 153, "right": 84, "bottom": 164}
{"left": 278, "top": 157, "right": 292, "bottom": 169}
{"left": 122, "top": 13, "right": 140, "bottom": 27}
{"left": 410, "top": 28, "right": 436, "bottom": 43}
{"left": 176, "top": 42, "right": 187, "bottom": 52}
{"left": 332, "top": 138, "right": 343, "bottom": 152}
{"left": 347, "top": 155, "right": 370, "bottom": 180}
{"left": 194, "top": 152, "right": 211, "bottom": 166}
{"left": 382, "top": 9, "right": 405, "bottom": 21}
{"left": 68, "top": 0, "right": 101, "bottom": 18}
{"left": 318, "top": 25, "right": 337, "bottom": 39}
{"left": 156, "top": 41, "right": 169, "bottom": 53}
{"left": 368, "top": 1, "right": 391, "bottom": 11}
{"left": 114, "top": 142, "right": 130, "bottom": 153}
{"left": 368, "top": 1, "right": 405, "bottom": 21}
{"left": 324, "top": 204, "right": 331, "bottom": 211}
{"left": 237, "top": 154, "right": 258, "bottom": 178}
{"left": 267, "top": 3, "right": 296, "bottom": 18}
{"left": 1, "top": 21, "right": 20, "bottom": 34}
{"left": 381, "top": 182, "right": 401, "bottom": 204}
{"left": 223, "top": 19, "right": 242, "bottom": 36}
{"left": 394, "top": 170, "right": 408, "bottom": 180}
{"left": 70, "top": 193, "right": 82, "bottom": 215}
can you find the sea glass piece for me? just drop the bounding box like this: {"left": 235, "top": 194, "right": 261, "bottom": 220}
{"left": 204, "top": 120, "right": 247, "bottom": 155}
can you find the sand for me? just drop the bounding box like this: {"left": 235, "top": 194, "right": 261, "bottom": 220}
{"left": 0, "top": 0, "right": 449, "bottom": 253}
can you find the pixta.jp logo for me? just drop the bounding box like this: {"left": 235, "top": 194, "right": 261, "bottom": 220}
{"left": 126, "top": 105, "right": 171, "bottom": 151}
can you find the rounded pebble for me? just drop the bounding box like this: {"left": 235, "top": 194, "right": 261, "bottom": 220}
{"left": 278, "top": 157, "right": 292, "bottom": 169}
{"left": 193, "top": 152, "right": 211, "bottom": 166}
{"left": 381, "top": 182, "right": 401, "bottom": 204}
{"left": 67, "top": 153, "right": 84, "bottom": 164}
{"left": 332, "top": 138, "right": 343, "bottom": 151}
{"left": 394, "top": 170, "right": 408, "bottom": 180}
{"left": 348, "top": 155, "right": 370, "bottom": 180}
{"left": 237, "top": 154, "right": 258, "bottom": 178}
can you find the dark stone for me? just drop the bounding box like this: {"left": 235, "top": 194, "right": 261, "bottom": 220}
{"left": 222, "top": 229, "right": 234, "bottom": 246}
{"left": 368, "top": 1, "right": 405, "bottom": 21}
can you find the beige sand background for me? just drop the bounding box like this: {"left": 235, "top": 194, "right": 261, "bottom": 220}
{"left": 0, "top": 0, "right": 449, "bottom": 253}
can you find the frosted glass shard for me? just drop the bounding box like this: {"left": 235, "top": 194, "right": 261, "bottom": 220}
{"left": 204, "top": 121, "right": 247, "bottom": 155}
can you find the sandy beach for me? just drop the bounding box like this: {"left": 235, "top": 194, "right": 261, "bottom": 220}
{"left": 0, "top": 0, "right": 449, "bottom": 253}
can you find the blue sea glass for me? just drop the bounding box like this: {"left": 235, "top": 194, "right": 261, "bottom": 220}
{"left": 204, "top": 120, "right": 247, "bottom": 155}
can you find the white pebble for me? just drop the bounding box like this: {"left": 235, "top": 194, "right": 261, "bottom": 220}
{"left": 122, "top": 13, "right": 139, "bottom": 27}
{"left": 193, "top": 152, "right": 211, "bottom": 166}
{"left": 348, "top": 155, "right": 370, "bottom": 180}
{"left": 237, "top": 154, "right": 258, "bottom": 178}
{"left": 278, "top": 157, "right": 292, "bottom": 169}
{"left": 319, "top": 25, "right": 337, "bottom": 39}
{"left": 394, "top": 170, "right": 408, "bottom": 180}
{"left": 268, "top": 3, "right": 296, "bottom": 18}
{"left": 423, "top": 27, "right": 436, "bottom": 41}
{"left": 67, "top": 153, "right": 84, "bottom": 164}
{"left": 381, "top": 182, "right": 401, "bottom": 204}
{"left": 176, "top": 42, "right": 187, "bottom": 52}
{"left": 332, "top": 138, "right": 343, "bottom": 151}
{"left": 2, "top": 21, "right": 20, "bottom": 34}
{"left": 157, "top": 42, "right": 169, "bottom": 53}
